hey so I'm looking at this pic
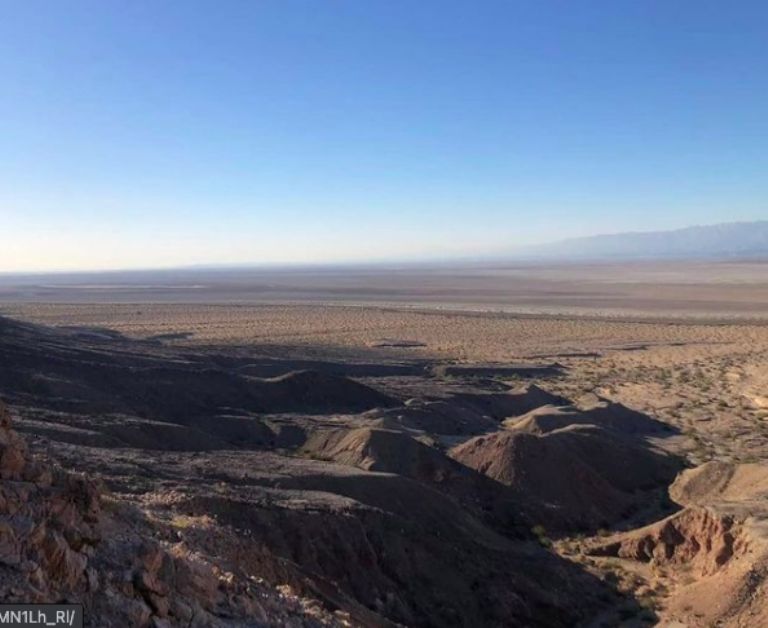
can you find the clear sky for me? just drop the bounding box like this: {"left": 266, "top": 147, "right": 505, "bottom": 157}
{"left": 1, "top": 1, "right": 767, "bottom": 271}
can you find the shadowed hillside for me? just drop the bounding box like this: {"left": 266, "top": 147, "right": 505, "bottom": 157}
{"left": 1, "top": 315, "right": 666, "bottom": 626}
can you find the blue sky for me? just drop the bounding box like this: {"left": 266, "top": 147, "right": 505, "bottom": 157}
{"left": 1, "top": 1, "right": 767, "bottom": 271}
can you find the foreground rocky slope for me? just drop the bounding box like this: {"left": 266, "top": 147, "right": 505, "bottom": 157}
{"left": 0, "top": 400, "right": 343, "bottom": 627}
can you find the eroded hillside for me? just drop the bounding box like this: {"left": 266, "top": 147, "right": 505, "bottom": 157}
{"left": 1, "top": 310, "right": 767, "bottom": 626}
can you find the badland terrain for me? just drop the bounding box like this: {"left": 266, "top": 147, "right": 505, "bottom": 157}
{"left": 0, "top": 260, "right": 767, "bottom": 626}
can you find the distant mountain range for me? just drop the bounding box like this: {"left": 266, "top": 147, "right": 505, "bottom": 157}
{"left": 519, "top": 221, "right": 768, "bottom": 261}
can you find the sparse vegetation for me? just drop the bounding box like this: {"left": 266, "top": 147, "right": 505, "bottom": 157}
{"left": 531, "top": 524, "right": 553, "bottom": 548}
{"left": 3, "top": 296, "right": 768, "bottom": 627}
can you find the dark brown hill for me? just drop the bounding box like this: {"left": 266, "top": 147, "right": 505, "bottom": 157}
{"left": 450, "top": 424, "right": 680, "bottom": 533}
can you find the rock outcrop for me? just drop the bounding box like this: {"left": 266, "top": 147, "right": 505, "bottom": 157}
{"left": 588, "top": 460, "right": 768, "bottom": 627}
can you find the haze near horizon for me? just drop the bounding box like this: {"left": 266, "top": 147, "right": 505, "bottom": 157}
{"left": 2, "top": 1, "right": 767, "bottom": 272}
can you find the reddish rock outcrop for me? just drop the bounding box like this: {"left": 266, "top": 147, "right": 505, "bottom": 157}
{"left": 591, "top": 507, "right": 745, "bottom": 576}
{"left": 587, "top": 460, "right": 768, "bottom": 627}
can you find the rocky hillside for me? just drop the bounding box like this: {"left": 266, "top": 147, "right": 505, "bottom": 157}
{"left": 0, "top": 314, "right": 698, "bottom": 626}
{"left": 0, "top": 399, "right": 344, "bottom": 627}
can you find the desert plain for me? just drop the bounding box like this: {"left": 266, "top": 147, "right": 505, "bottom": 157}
{"left": 1, "top": 260, "right": 768, "bottom": 626}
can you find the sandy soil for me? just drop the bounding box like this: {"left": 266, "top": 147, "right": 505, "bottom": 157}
{"left": 2, "top": 260, "right": 768, "bottom": 317}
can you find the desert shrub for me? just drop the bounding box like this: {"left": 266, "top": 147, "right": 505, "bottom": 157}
{"left": 531, "top": 524, "right": 553, "bottom": 548}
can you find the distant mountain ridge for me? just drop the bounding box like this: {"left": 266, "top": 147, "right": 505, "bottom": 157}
{"left": 521, "top": 221, "right": 768, "bottom": 261}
